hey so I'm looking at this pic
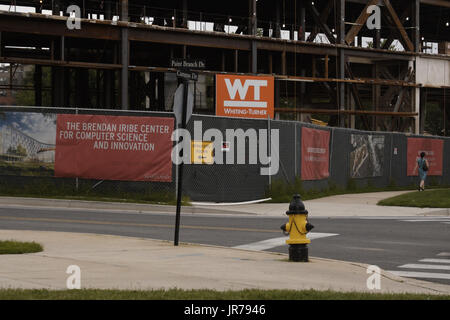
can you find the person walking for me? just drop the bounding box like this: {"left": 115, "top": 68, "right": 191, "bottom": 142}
{"left": 417, "top": 152, "right": 429, "bottom": 191}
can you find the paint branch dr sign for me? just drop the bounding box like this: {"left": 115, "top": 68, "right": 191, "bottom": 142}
{"left": 216, "top": 74, "right": 274, "bottom": 119}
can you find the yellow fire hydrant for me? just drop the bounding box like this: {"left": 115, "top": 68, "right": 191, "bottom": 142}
{"left": 280, "top": 194, "right": 314, "bottom": 262}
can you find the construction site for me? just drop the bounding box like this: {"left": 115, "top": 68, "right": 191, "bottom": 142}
{"left": 0, "top": 0, "right": 449, "bottom": 135}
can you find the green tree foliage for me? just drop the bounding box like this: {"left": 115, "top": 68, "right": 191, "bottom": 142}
{"left": 6, "top": 144, "right": 27, "bottom": 157}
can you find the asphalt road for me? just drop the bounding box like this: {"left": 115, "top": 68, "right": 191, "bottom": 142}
{"left": 0, "top": 205, "right": 449, "bottom": 285}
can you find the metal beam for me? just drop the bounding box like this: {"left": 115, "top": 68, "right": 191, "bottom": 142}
{"left": 420, "top": 0, "right": 450, "bottom": 8}
{"left": 275, "top": 108, "right": 418, "bottom": 117}
{"left": 345, "top": 0, "right": 379, "bottom": 45}
{"left": 382, "top": 0, "right": 414, "bottom": 51}
{"left": 121, "top": 0, "right": 129, "bottom": 22}
{"left": 382, "top": 5, "right": 410, "bottom": 50}
{"left": 413, "top": 0, "right": 421, "bottom": 52}
{"left": 121, "top": 28, "right": 129, "bottom": 110}
{"left": 306, "top": 0, "right": 334, "bottom": 42}
{"left": 307, "top": 2, "right": 336, "bottom": 44}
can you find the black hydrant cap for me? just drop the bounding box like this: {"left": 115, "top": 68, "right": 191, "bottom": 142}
{"left": 286, "top": 194, "right": 308, "bottom": 215}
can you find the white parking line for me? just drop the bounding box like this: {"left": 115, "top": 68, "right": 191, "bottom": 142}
{"left": 233, "top": 232, "right": 339, "bottom": 251}
{"left": 400, "top": 219, "right": 450, "bottom": 222}
{"left": 419, "top": 258, "right": 450, "bottom": 264}
{"left": 437, "top": 252, "right": 450, "bottom": 257}
{"left": 387, "top": 271, "right": 450, "bottom": 280}
{"left": 399, "top": 264, "right": 450, "bottom": 271}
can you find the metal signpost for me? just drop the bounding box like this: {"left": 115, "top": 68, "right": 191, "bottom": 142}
{"left": 172, "top": 59, "right": 204, "bottom": 246}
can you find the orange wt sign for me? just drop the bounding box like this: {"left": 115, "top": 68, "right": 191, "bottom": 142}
{"left": 216, "top": 74, "right": 274, "bottom": 119}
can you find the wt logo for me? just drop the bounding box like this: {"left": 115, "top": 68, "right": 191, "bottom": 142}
{"left": 224, "top": 79, "right": 268, "bottom": 108}
{"left": 66, "top": 265, "right": 81, "bottom": 289}
{"left": 216, "top": 75, "right": 274, "bottom": 119}
{"left": 366, "top": 5, "right": 381, "bottom": 30}
{"left": 366, "top": 265, "right": 381, "bottom": 290}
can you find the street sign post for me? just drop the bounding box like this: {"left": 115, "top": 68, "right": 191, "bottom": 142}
{"left": 173, "top": 58, "right": 204, "bottom": 246}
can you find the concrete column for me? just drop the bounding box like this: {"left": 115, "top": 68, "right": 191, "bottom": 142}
{"left": 413, "top": 0, "right": 420, "bottom": 53}
{"left": 418, "top": 87, "right": 425, "bottom": 134}
{"left": 250, "top": 0, "right": 257, "bottom": 73}
{"left": 121, "top": 0, "right": 130, "bottom": 109}
{"left": 121, "top": 28, "right": 129, "bottom": 110}
{"left": 338, "top": 51, "right": 346, "bottom": 128}
{"left": 252, "top": 42, "right": 257, "bottom": 74}
{"left": 61, "top": 36, "right": 65, "bottom": 61}
{"left": 121, "top": 0, "right": 129, "bottom": 22}
{"left": 337, "top": 0, "right": 346, "bottom": 44}
{"left": 338, "top": 0, "right": 346, "bottom": 128}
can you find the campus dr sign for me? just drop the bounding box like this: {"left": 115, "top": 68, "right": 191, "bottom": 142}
{"left": 216, "top": 74, "right": 274, "bottom": 119}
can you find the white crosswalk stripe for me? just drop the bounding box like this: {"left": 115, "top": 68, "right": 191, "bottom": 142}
{"left": 399, "top": 218, "right": 450, "bottom": 225}
{"left": 400, "top": 219, "right": 450, "bottom": 222}
{"left": 437, "top": 252, "right": 450, "bottom": 257}
{"left": 387, "top": 271, "right": 450, "bottom": 280}
{"left": 388, "top": 253, "right": 450, "bottom": 281}
{"left": 419, "top": 258, "right": 450, "bottom": 264}
{"left": 398, "top": 264, "right": 450, "bottom": 271}
{"left": 233, "top": 232, "right": 339, "bottom": 251}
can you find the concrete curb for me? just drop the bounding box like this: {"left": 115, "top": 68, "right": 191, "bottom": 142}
{"left": 0, "top": 196, "right": 254, "bottom": 215}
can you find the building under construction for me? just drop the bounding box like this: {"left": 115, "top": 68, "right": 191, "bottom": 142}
{"left": 0, "top": 0, "right": 449, "bottom": 134}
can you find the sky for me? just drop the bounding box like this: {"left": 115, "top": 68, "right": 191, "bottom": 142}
{"left": 0, "top": 112, "right": 56, "bottom": 145}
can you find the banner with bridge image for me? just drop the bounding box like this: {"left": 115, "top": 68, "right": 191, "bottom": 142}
{"left": 0, "top": 112, "right": 56, "bottom": 177}
{"left": 0, "top": 111, "right": 174, "bottom": 182}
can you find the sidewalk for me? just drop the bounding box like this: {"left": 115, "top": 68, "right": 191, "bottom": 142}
{"left": 1, "top": 230, "right": 449, "bottom": 294}
{"left": 1, "top": 191, "right": 448, "bottom": 217}
{"left": 194, "top": 191, "right": 450, "bottom": 217}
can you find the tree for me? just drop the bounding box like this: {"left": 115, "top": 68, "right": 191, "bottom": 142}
{"left": 6, "top": 144, "right": 27, "bottom": 157}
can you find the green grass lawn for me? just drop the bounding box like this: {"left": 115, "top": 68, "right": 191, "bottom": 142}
{"left": 0, "top": 241, "right": 43, "bottom": 255}
{"left": 0, "top": 288, "right": 448, "bottom": 300}
{"left": 378, "top": 189, "right": 450, "bottom": 208}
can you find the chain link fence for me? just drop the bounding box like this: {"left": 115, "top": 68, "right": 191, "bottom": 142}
{"left": 1, "top": 106, "right": 449, "bottom": 203}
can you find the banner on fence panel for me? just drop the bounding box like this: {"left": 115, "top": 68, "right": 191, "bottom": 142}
{"left": 0, "top": 112, "right": 56, "bottom": 177}
{"left": 350, "top": 134, "right": 385, "bottom": 178}
{"left": 407, "top": 137, "right": 443, "bottom": 176}
{"left": 301, "top": 127, "right": 330, "bottom": 180}
{"left": 55, "top": 114, "right": 174, "bottom": 182}
{"left": 216, "top": 74, "right": 274, "bottom": 119}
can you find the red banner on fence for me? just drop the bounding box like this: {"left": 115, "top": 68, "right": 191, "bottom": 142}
{"left": 301, "top": 127, "right": 330, "bottom": 180}
{"left": 55, "top": 114, "right": 174, "bottom": 182}
{"left": 407, "top": 137, "right": 444, "bottom": 176}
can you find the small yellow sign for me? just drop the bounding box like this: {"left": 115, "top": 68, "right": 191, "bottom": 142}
{"left": 191, "top": 141, "right": 214, "bottom": 164}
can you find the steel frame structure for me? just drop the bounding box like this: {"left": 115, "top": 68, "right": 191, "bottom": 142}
{"left": 0, "top": 0, "right": 449, "bottom": 133}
